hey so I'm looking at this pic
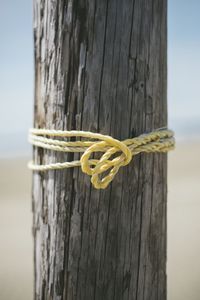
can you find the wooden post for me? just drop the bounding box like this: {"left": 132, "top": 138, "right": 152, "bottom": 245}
{"left": 32, "top": 0, "right": 167, "bottom": 299}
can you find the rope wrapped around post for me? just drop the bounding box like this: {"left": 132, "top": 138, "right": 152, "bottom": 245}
{"left": 28, "top": 128, "right": 175, "bottom": 189}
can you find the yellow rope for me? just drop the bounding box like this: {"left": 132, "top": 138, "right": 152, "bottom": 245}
{"left": 28, "top": 128, "right": 175, "bottom": 189}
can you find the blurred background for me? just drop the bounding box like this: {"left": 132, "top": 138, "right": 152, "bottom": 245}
{"left": 0, "top": 1, "right": 199, "bottom": 299}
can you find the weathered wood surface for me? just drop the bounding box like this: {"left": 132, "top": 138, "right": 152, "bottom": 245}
{"left": 32, "top": 0, "right": 167, "bottom": 299}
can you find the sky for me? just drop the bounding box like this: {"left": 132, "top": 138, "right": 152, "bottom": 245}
{"left": 168, "top": 0, "right": 200, "bottom": 137}
{"left": 0, "top": 0, "right": 199, "bottom": 156}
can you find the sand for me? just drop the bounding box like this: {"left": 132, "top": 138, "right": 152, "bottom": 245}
{"left": 0, "top": 142, "right": 199, "bottom": 300}
{"left": 168, "top": 142, "right": 200, "bottom": 300}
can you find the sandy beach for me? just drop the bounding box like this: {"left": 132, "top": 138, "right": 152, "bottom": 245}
{"left": 0, "top": 141, "right": 199, "bottom": 300}
{"left": 168, "top": 142, "right": 200, "bottom": 300}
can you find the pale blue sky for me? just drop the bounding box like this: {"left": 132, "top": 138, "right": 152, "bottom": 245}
{"left": 168, "top": 0, "right": 200, "bottom": 137}
{"left": 0, "top": 1, "right": 33, "bottom": 136}
{"left": 0, "top": 0, "right": 199, "bottom": 155}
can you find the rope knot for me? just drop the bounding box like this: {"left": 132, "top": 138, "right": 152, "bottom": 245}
{"left": 28, "top": 128, "right": 175, "bottom": 189}
{"left": 80, "top": 135, "right": 132, "bottom": 189}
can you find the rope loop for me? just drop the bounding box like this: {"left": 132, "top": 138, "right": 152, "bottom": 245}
{"left": 80, "top": 136, "right": 132, "bottom": 189}
{"left": 28, "top": 128, "right": 175, "bottom": 189}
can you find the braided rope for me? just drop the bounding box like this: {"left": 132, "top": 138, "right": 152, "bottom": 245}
{"left": 28, "top": 128, "right": 175, "bottom": 189}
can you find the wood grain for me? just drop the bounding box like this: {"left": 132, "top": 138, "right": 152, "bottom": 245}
{"left": 32, "top": 0, "right": 167, "bottom": 299}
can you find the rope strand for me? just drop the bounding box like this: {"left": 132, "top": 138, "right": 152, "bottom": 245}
{"left": 28, "top": 128, "right": 175, "bottom": 189}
